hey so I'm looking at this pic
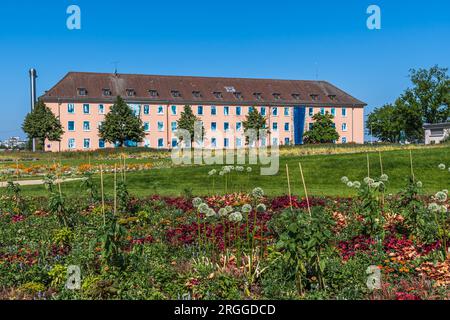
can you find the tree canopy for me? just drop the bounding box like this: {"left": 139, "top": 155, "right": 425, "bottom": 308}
{"left": 175, "top": 105, "right": 204, "bottom": 145}
{"left": 242, "top": 107, "right": 267, "bottom": 144}
{"left": 303, "top": 112, "right": 340, "bottom": 144}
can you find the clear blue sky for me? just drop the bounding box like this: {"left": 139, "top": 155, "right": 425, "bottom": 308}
{"left": 0, "top": 0, "right": 449, "bottom": 140}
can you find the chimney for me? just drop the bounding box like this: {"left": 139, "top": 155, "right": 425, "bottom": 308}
{"left": 29, "top": 68, "right": 38, "bottom": 152}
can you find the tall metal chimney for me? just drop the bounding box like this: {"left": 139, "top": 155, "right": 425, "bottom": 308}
{"left": 29, "top": 68, "right": 37, "bottom": 152}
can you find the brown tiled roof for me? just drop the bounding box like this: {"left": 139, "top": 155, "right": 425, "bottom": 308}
{"left": 41, "top": 72, "right": 366, "bottom": 107}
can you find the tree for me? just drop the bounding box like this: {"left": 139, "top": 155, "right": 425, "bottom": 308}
{"left": 303, "top": 112, "right": 339, "bottom": 144}
{"left": 242, "top": 107, "right": 267, "bottom": 145}
{"left": 176, "top": 105, "right": 204, "bottom": 145}
{"left": 99, "top": 96, "right": 145, "bottom": 147}
{"left": 366, "top": 104, "right": 403, "bottom": 143}
{"left": 22, "top": 100, "right": 64, "bottom": 150}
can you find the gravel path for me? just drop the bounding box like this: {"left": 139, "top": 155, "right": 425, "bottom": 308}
{"left": 0, "top": 178, "right": 82, "bottom": 188}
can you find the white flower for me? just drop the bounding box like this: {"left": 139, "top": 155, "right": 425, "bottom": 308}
{"left": 428, "top": 202, "right": 440, "bottom": 212}
{"left": 346, "top": 182, "right": 354, "bottom": 188}
{"left": 443, "top": 189, "right": 449, "bottom": 195}
{"left": 219, "top": 171, "right": 224, "bottom": 176}
{"left": 435, "top": 191, "right": 448, "bottom": 203}
{"left": 416, "top": 181, "right": 423, "bottom": 188}
{"left": 363, "top": 177, "right": 371, "bottom": 184}
{"left": 208, "top": 169, "right": 217, "bottom": 176}
{"left": 222, "top": 166, "right": 231, "bottom": 174}
{"left": 341, "top": 176, "right": 349, "bottom": 184}
{"left": 206, "top": 208, "right": 217, "bottom": 218}
{"left": 438, "top": 163, "right": 446, "bottom": 170}
{"left": 380, "top": 174, "right": 389, "bottom": 182}
{"left": 229, "top": 212, "right": 243, "bottom": 222}
{"left": 225, "top": 205, "right": 233, "bottom": 213}
{"left": 353, "top": 181, "right": 361, "bottom": 189}
{"left": 218, "top": 208, "right": 228, "bottom": 217}
{"left": 198, "top": 203, "right": 210, "bottom": 214}
{"left": 246, "top": 167, "right": 252, "bottom": 173}
{"left": 252, "top": 187, "right": 265, "bottom": 198}
{"left": 236, "top": 166, "right": 244, "bottom": 172}
{"left": 192, "top": 197, "right": 203, "bottom": 208}
{"left": 256, "top": 203, "right": 267, "bottom": 212}
{"left": 242, "top": 204, "right": 252, "bottom": 213}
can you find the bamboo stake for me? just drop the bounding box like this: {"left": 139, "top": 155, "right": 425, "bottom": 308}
{"left": 15, "top": 159, "right": 19, "bottom": 182}
{"left": 299, "top": 162, "right": 312, "bottom": 217}
{"left": 114, "top": 164, "right": 117, "bottom": 215}
{"left": 286, "top": 164, "right": 293, "bottom": 211}
{"left": 123, "top": 154, "right": 126, "bottom": 183}
{"left": 366, "top": 153, "right": 370, "bottom": 178}
{"left": 100, "top": 165, "right": 105, "bottom": 226}
{"left": 409, "top": 150, "right": 415, "bottom": 182}
{"left": 379, "top": 151, "right": 384, "bottom": 176}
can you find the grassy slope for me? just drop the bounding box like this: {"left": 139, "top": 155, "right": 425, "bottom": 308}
{"left": 16, "top": 146, "right": 449, "bottom": 198}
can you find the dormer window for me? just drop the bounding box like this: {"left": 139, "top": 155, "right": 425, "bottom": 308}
{"left": 273, "top": 93, "right": 281, "bottom": 100}
{"left": 234, "top": 92, "right": 243, "bottom": 100}
{"left": 292, "top": 93, "right": 301, "bottom": 100}
{"left": 254, "top": 92, "right": 262, "bottom": 100}
{"left": 310, "top": 94, "right": 319, "bottom": 101}
{"left": 126, "top": 89, "right": 135, "bottom": 97}
{"left": 102, "top": 88, "right": 111, "bottom": 96}
{"left": 171, "top": 90, "right": 181, "bottom": 98}
{"left": 192, "top": 91, "right": 202, "bottom": 98}
{"left": 213, "top": 91, "right": 223, "bottom": 99}
{"left": 328, "top": 94, "right": 337, "bottom": 101}
{"left": 77, "top": 88, "right": 87, "bottom": 96}
{"left": 149, "top": 89, "right": 159, "bottom": 98}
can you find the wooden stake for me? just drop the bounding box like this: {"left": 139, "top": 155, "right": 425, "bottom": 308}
{"left": 114, "top": 164, "right": 117, "bottom": 215}
{"left": 379, "top": 151, "right": 383, "bottom": 176}
{"left": 100, "top": 165, "right": 105, "bottom": 226}
{"left": 409, "top": 150, "right": 415, "bottom": 182}
{"left": 366, "top": 153, "right": 370, "bottom": 178}
{"left": 286, "top": 164, "right": 293, "bottom": 211}
{"left": 299, "top": 162, "right": 311, "bottom": 217}
{"left": 15, "top": 159, "right": 19, "bottom": 182}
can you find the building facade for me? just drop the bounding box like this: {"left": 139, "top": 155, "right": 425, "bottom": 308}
{"left": 424, "top": 122, "right": 450, "bottom": 144}
{"left": 40, "top": 72, "right": 366, "bottom": 152}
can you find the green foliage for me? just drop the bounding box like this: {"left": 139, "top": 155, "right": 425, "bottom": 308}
{"left": 242, "top": 107, "right": 267, "bottom": 144}
{"left": 117, "top": 181, "right": 130, "bottom": 213}
{"left": 22, "top": 100, "right": 64, "bottom": 148}
{"left": 356, "top": 178, "right": 386, "bottom": 238}
{"left": 99, "top": 96, "right": 145, "bottom": 147}
{"left": 53, "top": 227, "right": 75, "bottom": 246}
{"left": 80, "top": 171, "right": 99, "bottom": 203}
{"left": 366, "top": 104, "right": 403, "bottom": 143}
{"left": 303, "top": 113, "right": 340, "bottom": 144}
{"left": 48, "top": 264, "right": 67, "bottom": 288}
{"left": 176, "top": 105, "right": 204, "bottom": 145}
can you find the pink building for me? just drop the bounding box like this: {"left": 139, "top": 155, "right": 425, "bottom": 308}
{"left": 40, "top": 72, "right": 366, "bottom": 152}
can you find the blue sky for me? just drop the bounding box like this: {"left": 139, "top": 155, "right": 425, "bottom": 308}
{"left": 0, "top": 0, "right": 449, "bottom": 140}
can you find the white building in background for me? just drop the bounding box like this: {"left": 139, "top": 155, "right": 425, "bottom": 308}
{"left": 423, "top": 122, "right": 450, "bottom": 144}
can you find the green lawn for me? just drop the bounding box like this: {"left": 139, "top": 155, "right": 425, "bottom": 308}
{"left": 14, "top": 146, "right": 449, "bottom": 198}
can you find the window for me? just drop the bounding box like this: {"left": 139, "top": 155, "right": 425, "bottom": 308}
{"left": 144, "top": 139, "right": 150, "bottom": 147}
{"left": 284, "top": 123, "right": 290, "bottom": 131}
{"left": 172, "top": 138, "right": 178, "bottom": 147}
{"left": 309, "top": 123, "right": 313, "bottom": 130}
{"left": 236, "top": 122, "right": 242, "bottom": 131}
{"left": 83, "top": 104, "right": 90, "bottom": 114}
{"left": 102, "top": 88, "right": 111, "bottom": 96}
{"left": 342, "top": 123, "right": 347, "bottom": 132}
{"left": 272, "top": 107, "right": 278, "bottom": 116}
{"left": 211, "top": 122, "right": 217, "bottom": 131}
{"left": 224, "top": 122, "right": 230, "bottom": 132}
{"left": 83, "top": 121, "right": 90, "bottom": 131}
{"left": 272, "top": 138, "right": 279, "bottom": 146}
{"left": 83, "top": 138, "right": 90, "bottom": 149}
{"left": 273, "top": 93, "right": 281, "bottom": 100}
{"left": 157, "top": 105, "right": 164, "bottom": 114}
{"left": 224, "top": 138, "right": 229, "bottom": 147}
{"left": 77, "top": 88, "right": 87, "bottom": 96}
{"left": 213, "top": 91, "right": 223, "bottom": 99}
{"left": 261, "top": 138, "right": 266, "bottom": 147}
{"left": 171, "top": 121, "right": 177, "bottom": 132}
{"left": 342, "top": 108, "right": 347, "bottom": 117}
{"left": 211, "top": 106, "right": 217, "bottom": 115}
{"left": 197, "top": 106, "right": 203, "bottom": 115}
{"left": 308, "top": 107, "right": 314, "bottom": 117}
{"left": 99, "top": 139, "right": 105, "bottom": 148}
{"left": 320, "top": 108, "right": 325, "bottom": 115}
{"left": 171, "top": 90, "right": 181, "bottom": 98}
{"left": 68, "top": 138, "right": 75, "bottom": 149}
{"left": 342, "top": 137, "right": 347, "bottom": 144}
{"left": 236, "top": 138, "right": 242, "bottom": 147}
{"left": 126, "top": 89, "right": 135, "bottom": 97}
{"left": 328, "top": 94, "right": 336, "bottom": 101}
{"left": 158, "top": 138, "right": 164, "bottom": 148}
{"left": 171, "top": 105, "right": 177, "bottom": 115}
{"left": 144, "top": 122, "right": 150, "bottom": 132}
{"left": 284, "top": 107, "right": 290, "bottom": 116}
{"left": 98, "top": 121, "right": 104, "bottom": 129}
{"left": 310, "top": 94, "right": 319, "bottom": 101}
{"left": 292, "top": 93, "right": 301, "bottom": 100}
{"left": 211, "top": 138, "right": 217, "bottom": 148}
{"left": 149, "top": 90, "right": 158, "bottom": 97}
{"left": 331, "top": 108, "right": 336, "bottom": 116}
{"left": 68, "top": 121, "right": 75, "bottom": 131}
{"left": 158, "top": 121, "right": 164, "bottom": 131}
{"left": 236, "top": 106, "right": 241, "bottom": 116}
{"left": 284, "top": 137, "right": 290, "bottom": 145}
{"left": 192, "top": 91, "right": 201, "bottom": 98}
{"left": 272, "top": 122, "right": 278, "bottom": 131}
{"left": 254, "top": 92, "right": 262, "bottom": 100}
{"left": 260, "top": 107, "right": 266, "bottom": 116}
{"left": 143, "top": 105, "right": 150, "bottom": 115}
{"left": 68, "top": 104, "right": 75, "bottom": 114}
{"left": 233, "top": 92, "right": 243, "bottom": 100}
{"left": 224, "top": 106, "right": 229, "bottom": 116}
{"left": 98, "top": 104, "right": 105, "bottom": 114}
